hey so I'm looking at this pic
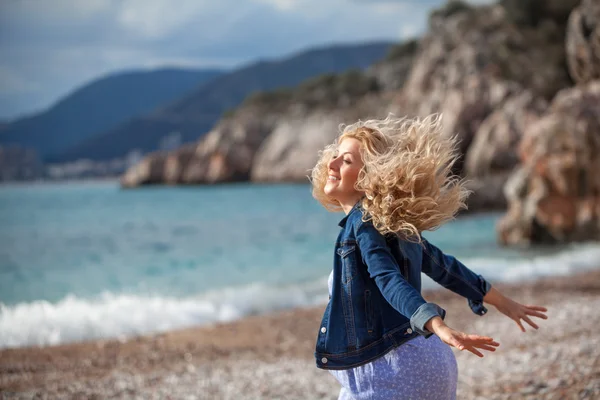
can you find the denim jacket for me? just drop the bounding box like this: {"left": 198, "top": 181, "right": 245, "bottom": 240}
{"left": 315, "top": 203, "right": 492, "bottom": 370}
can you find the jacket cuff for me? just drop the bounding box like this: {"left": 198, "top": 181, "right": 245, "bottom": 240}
{"left": 410, "top": 302, "right": 446, "bottom": 338}
{"left": 468, "top": 275, "right": 492, "bottom": 316}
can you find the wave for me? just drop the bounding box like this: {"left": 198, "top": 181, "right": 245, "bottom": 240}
{"left": 2, "top": 243, "right": 599, "bottom": 349}
{"left": 0, "top": 278, "right": 328, "bottom": 349}
{"left": 458, "top": 242, "right": 600, "bottom": 284}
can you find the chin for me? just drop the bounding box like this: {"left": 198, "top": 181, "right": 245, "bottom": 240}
{"left": 323, "top": 185, "right": 338, "bottom": 199}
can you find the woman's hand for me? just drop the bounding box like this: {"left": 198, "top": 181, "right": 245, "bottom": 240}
{"left": 425, "top": 316, "right": 499, "bottom": 357}
{"left": 483, "top": 287, "right": 548, "bottom": 332}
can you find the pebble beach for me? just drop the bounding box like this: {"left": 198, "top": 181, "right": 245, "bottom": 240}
{"left": 1, "top": 269, "right": 599, "bottom": 400}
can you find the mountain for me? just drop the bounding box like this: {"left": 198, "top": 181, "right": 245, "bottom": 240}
{"left": 56, "top": 42, "right": 394, "bottom": 163}
{"left": 0, "top": 68, "right": 224, "bottom": 160}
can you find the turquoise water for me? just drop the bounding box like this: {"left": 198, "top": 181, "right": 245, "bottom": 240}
{"left": 0, "top": 181, "right": 341, "bottom": 304}
{"left": 1, "top": 181, "right": 599, "bottom": 348}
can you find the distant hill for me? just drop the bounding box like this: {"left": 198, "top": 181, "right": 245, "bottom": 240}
{"left": 0, "top": 68, "right": 224, "bottom": 160}
{"left": 56, "top": 42, "right": 393, "bottom": 163}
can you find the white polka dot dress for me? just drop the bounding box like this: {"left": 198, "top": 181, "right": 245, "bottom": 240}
{"left": 327, "top": 270, "right": 458, "bottom": 400}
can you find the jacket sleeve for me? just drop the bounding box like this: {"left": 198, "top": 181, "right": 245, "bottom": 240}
{"left": 355, "top": 219, "right": 445, "bottom": 337}
{"left": 420, "top": 237, "right": 492, "bottom": 316}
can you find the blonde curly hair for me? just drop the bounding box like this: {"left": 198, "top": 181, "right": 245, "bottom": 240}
{"left": 310, "top": 114, "right": 470, "bottom": 241}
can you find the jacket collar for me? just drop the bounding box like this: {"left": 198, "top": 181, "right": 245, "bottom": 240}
{"left": 338, "top": 200, "right": 363, "bottom": 228}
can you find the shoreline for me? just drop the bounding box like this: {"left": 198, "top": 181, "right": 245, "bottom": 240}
{"left": 2, "top": 269, "right": 600, "bottom": 399}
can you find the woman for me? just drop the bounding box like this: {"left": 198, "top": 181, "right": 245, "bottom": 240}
{"left": 310, "top": 114, "right": 548, "bottom": 399}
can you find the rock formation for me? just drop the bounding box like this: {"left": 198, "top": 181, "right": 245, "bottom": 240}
{"left": 393, "top": 0, "right": 575, "bottom": 210}
{"left": 401, "top": 1, "right": 573, "bottom": 162}
{"left": 121, "top": 0, "right": 599, "bottom": 246}
{"left": 463, "top": 92, "right": 548, "bottom": 211}
{"left": 251, "top": 94, "right": 391, "bottom": 182}
{"left": 124, "top": 1, "right": 574, "bottom": 192}
{"left": 250, "top": 112, "right": 342, "bottom": 183}
{"left": 366, "top": 40, "right": 418, "bottom": 91}
{"left": 121, "top": 108, "right": 280, "bottom": 187}
{"left": 465, "top": 92, "right": 548, "bottom": 179}
{"left": 498, "top": 81, "right": 600, "bottom": 245}
{"left": 566, "top": 0, "right": 600, "bottom": 84}
{"left": 120, "top": 151, "right": 168, "bottom": 187}
{"left": 123, "top": 71, "right": 387, "bottom": 187}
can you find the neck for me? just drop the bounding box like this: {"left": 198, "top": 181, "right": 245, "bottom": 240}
{"left": 340, "top": 197, "right": 362, "bottom": 215}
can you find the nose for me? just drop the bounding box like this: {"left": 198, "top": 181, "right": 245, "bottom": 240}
{"left": 328, "top": 155, "right": 339, "bottom": 171}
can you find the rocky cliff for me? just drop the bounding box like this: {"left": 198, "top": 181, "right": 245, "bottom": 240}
{"left": 396, "top": 0, "right": 578, "bottom": 210}
{"left": 498, "top": 0, "right": 600, "bottom": 245}
{"left": 122, "top": 71, "right": 389, "bottom": 187}
{"left": 122, "top": 0, "right": 600, "bottom": 246}
{"left": 498, "top": 81, "right": 600, "bottom": 245}
{"left": 565, "top": 0, "right": 600, "bottom": 84}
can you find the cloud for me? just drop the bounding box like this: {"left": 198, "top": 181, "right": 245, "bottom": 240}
{"left": 115, "top": 0, "right": 223, "bottom": 39}
{"left": 0, "top": 65, "right": 39, "bottom": 93}
{"left": 253, "top": 0, "right": 299, "bottom": 11}
{"left": 0, "top": 0, "right": 481, "bottom": 119}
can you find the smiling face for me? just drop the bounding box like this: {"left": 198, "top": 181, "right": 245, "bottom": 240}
{"left": 324, "top": 137, "right": 364, "bottom": 213}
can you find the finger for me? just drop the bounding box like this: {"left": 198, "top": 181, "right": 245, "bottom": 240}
{"left": 464, "top": 346, "right": 484, "bottom": 358}
{"left": 471, "top": 342, "right": 500, "bottom": 350}
{"left": 478, "top": 340, "right": 500, "bottom": 347}
{"left": 525, "top": 309, "right": 548, "bottom": 320}
{"left": 465, "top": 337, "right": 500, "bottom": 347}
{"left": 474, "top": 344, "right": 497, "bottom": 352}
{"left": 522, "top": 315, "right": 538, "bottom": 330}
{"left": 515, "top": 319, "right": 525, "bottom": 332}
{"left": 465, "top": 334, "right": 495, "bottom": 342}
{"left": 526, "top": 305, "right": 547, "bottom": 312}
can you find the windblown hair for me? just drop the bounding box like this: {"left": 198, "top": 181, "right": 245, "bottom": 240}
{"left": 310, "top": 114, "right": 470, "bottom": 241}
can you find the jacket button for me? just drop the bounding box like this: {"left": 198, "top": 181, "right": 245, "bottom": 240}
{"left": 321, "top": 327, "right": 327, "bottom": 334}
{"left": 321, "top": 357, "right": 328, "bottom": 364}
{"left": 406, "top": 328, "right": 413, "bottom": 334}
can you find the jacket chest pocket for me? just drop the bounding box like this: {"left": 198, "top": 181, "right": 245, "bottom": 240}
{"left": 337, "top": 244, "right": 357, "bottom": 284}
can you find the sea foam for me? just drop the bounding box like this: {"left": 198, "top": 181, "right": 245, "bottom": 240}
{"left": 1, "top": 243, "right": 599, "bottom": 349}
{"left": 0, "top": 278, "right": 328, "bottom": 349}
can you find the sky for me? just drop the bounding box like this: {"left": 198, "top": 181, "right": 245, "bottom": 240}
{"left": 0, "top": 0, "right": 492, "bottom": 121}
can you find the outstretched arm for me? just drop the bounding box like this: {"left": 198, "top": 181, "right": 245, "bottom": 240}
{"left": 420, "top": 237, "right": 491, "bottom": 316}
{"left": 483, "top": 286, "right": 548, "bottom": 332}
{"left": 421, "top": 237, "right": 548, "bottom": 331}
{"left": 424, "top": 316, "right": 499, "bottom": 357}
{"left": 423, "top": 287, "right": 549, "bottom": 357}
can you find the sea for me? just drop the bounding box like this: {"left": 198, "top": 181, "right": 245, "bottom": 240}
{"left": 1, "top": 181, "right": 599, "bottom": 349}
